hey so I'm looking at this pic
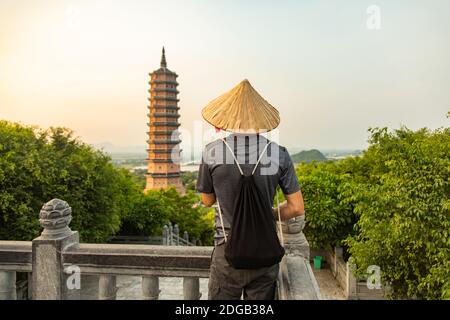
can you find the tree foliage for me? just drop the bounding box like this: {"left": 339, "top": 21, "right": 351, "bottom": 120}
{"left": 147, "top": 188, "right": 214, "bottom": 245}
{"left": 181, "top": 171, "right": 198, "bottom": 192}
{"left": 0, "top": 121, "right": 215, "bottom": 245}
{"left": 344, "top": 127, "right": 450, "bottom": 299}
{"left": 297, "top": 126, "right": 449, "bottom": 299}
{"left": 119, "top": 191, "right": 169, "bottom": 237}
{"left": 296, "top": 161, "right": 357, "bottom": 249}
{"left": 0, "top": 121, "right": 138, "bottom": 242}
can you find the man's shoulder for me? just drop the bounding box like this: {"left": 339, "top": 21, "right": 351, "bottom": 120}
{"left": 265, "top": 140, "right": 290, "bottom": 160}
{"left": 269, "top": 140, "right": 287, "bottom": 153}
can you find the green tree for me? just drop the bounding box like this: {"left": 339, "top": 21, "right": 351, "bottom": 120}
{"left": 0, "top": 121, "right": 139, "bottom": 242}
{"left": 181, "top": 171, "right": 198, "bottom": 191}
{"left": 119, "top": 192, "right": 169, "bottom": 236}
{"left": 148, "top": 188, "right": 214, "bottom": 245}
{"left": 129, "top": 168, "right": 147, "bottom": 189}
{"left": 345, "top": 127, "right": 450, "bottom": 299}
{"left": 296, "top": 161, "right": 357, "bottom": 249}
{"left": 293, "top": 126, "right": 449, "bottom": 299}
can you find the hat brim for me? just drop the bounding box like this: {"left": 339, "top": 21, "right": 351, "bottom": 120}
{"left": 201, "top": 79, "right": 280, "bottom": 133}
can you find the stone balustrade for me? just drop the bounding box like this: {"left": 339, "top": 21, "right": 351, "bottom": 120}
{"left": 277, "top": 216, "right": 322, "bottom": 300}
{"left": 0, "top": 199, "right": 321, "bottom": 300}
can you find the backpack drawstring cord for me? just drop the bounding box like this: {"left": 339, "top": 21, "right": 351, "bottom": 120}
{"left": 276, "top": 192, "right": 284, "bottom": 246}
{"left": 216, "top": 138, "right": 285, "bottom": 246}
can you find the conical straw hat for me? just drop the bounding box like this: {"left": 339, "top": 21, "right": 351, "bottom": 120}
{"left": 201, "top": 79, "right": 280, "bottom": 133}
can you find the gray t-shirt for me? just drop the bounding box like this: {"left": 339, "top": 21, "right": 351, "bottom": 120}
{"left": 196, "top": 133, "right": 300, "bottom": 245}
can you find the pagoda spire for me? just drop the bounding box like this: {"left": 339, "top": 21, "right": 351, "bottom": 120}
{"left": 160, "top": 46, "right": 167, "bottom": 68}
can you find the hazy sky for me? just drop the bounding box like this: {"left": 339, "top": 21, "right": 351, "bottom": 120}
{"left": 1, "top": 0, "right": 449, "bottom": 150}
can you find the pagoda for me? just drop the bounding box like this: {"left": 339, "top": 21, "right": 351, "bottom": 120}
{"left": 145, "top": 47, "right": 183, "bottom": 193}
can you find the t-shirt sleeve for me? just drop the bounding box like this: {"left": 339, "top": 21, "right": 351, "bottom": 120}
{"left": 196, "top": 161, "right": 214, "bottom": 193}
{"left": 279, "top": 148, "right": 300, "bottom": 195}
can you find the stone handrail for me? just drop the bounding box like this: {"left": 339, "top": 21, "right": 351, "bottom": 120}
{"left": 277, "top": 217, "right": 322, "bottom": 300}
{"left": 0, "top": 199, "right": 321, "bottom": 300}
{"left": 0, "top": 241, "right": 32, "bottom": 273}
{"left": 63, "top": 243, "right": 211, "bottom": 278}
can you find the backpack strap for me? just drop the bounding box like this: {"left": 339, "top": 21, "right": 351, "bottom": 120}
{"left": 221, "top": 138, "right": 244, "bottom": 175}
{"left": 216, "top": 198, "right": 227, "bottom": 243}
{"left": 251, "top": 141, "right": 272, "bottom": 176}
{"left": 221, "top": 138, "right": 272, "bottom": 176}
{"left": 276, "top": 192, "right": 284, "bottom": 246}
{"left": 216, "top": 138, "right": 238, "bottom": 243}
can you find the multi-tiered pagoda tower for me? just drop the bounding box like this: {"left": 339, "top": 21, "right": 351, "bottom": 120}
{"left": 145, "top": 47, "right": 183, "bottom": 193}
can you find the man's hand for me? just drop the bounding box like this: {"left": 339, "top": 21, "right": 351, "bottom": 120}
{"left": 273, "top": 190, "right": 305, "bottom": 221}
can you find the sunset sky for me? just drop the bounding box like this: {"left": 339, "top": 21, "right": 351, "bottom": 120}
{"left": 1, "top": 0, "right": 449, "bottom": 150}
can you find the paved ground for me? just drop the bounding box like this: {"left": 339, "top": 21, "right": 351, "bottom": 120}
{"left": 79, "top": 265, "right": 345, "bottom": 300}
{"left": 117, "top": 276, "right": 209, "bottom": 300}
{"left": 310, "top": 263, "right": 346, "bottom": 300}
{"left": 80, "top": 275, "right": 209, "bottom": 300}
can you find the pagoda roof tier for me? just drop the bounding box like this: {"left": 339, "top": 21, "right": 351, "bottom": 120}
{"left": 147, "top": 139, "right": 181, "bottom": 144}
{"left": 150, "top": 88, "right": 179, "bottom": 93}
{"left": 146, "top": 158, "right": 181, "bottom": 163}
{"left": 148, "top": 96, "right": 180, "bottom": 102}
{"left": 150, "top": 79, "right": 179, "bottom": 85}
{"left": 149, "top": 105, "right": 180, "bottom": 110}
{"left": 148, "top": 122, "right": 181, "bottom": 127}
{"left": 150, "top": 68, "right": 178, "bottom": 76}
{"left": 146, "top": 158, "right": 180, "bottom": 163}
{"left": 146, "top": 172, "right": 181, "bottom": 178}
{"left": 146, "top": 148, "right": 180, "bottom": 153}
{"left": 147, "top": 113, "right": 180, "bottom": 118}
{"left": 147, "top": 131, "right": 180, "bottom": 136}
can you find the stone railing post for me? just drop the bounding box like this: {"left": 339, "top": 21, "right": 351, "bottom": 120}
{"left": 335, "top": 247, "right": 344, "bottom": 260}
{"left": 98, "top": 275, "right": 117, "bottom": 300}
{"left": 346, "top": 261, "right": 358, "bottom": 299}
{"left": 168, "top": 223, "right": 173, "bottom": 245}
{"left": 183, "top": 231, "right": 189, "bottom": 243}
{"left": 334, "top": 247, "right": 344, "bottom": 277}
{"left": 0, "top": 271, "right": 17, "bottom": 300}
{"left": 277, "top": 214, "right": 322, "bottom": 300}
{"left": 142, "top": 276, "right": 160, "bottom": 300}
{"left": 281, "top": 215, "right": 309, "bottom": 259}
{"left": 173, "top": 224, "right": 179, "bottom": 246}
{"left": 183, "top": 277, "right": 201, "bottom": 300}
{"left": 162, "top": 225, "right": 169, "bottom": 245}
{"left": 32, "top": 199, "right": 79, "bottom": 300}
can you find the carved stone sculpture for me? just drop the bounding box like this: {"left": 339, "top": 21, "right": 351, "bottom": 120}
{"left": 39, "top": 199, "right": 73, "bottom": 239}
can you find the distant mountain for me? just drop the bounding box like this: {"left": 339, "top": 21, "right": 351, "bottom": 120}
{"left": 290, "top": 149, "right": 327, "bottom": 163}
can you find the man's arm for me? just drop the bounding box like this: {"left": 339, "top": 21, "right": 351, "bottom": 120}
{"left": 273, "top": 190, "right": 305, "bottom": 221}
{"left": 201, "top": 192, "right": 216, "bottom": 207}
